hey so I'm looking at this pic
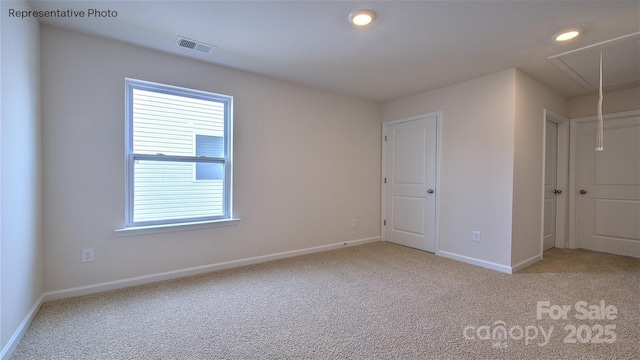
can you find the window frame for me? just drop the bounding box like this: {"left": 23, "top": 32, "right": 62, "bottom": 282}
{"left": 124, "top": 78, "right": 233, "bottom": 228}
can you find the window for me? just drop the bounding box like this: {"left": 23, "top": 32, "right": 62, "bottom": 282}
{"left": 194, "top": 134, "right": 224, "bottom": 181}
{"left": 125, "top": 78, "right": 232, "bottom": 228}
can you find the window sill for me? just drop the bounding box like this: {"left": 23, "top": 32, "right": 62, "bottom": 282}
{"left": 114, "top": 218, "right": 241, "bottom": 237}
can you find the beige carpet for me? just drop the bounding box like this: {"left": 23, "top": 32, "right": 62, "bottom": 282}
{"left": 10, "top": 242, "right": 640, "bottom": 359}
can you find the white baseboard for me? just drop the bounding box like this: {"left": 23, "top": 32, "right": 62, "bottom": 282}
{"left": 512, "top": 254, "right": 542, "bottom": 273}
{"left": 43, "top": 236, "right": 380, "bottom": 302}
{"left": 437, "top": 250, "right": 513, "bottom": 274}
{"left": 2, "top": 237, "right": 379, "bottom": 359}
{"left": 3, "top": 238, "right": 539, "bottom": 359}
{"left": 1, "top": 294, "right": 44, "bottom": 360}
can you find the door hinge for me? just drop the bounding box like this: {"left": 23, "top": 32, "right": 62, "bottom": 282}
{"left": 384, "top": 135, "right": 387, "bottom": 141}
{"left": 384, "top": 219, "right": 386, "bottom": 226}
{"left": 384, "top": 178, "right": 387, "bottom": 184}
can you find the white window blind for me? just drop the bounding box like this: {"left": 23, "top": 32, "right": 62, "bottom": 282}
{"left": 125, "top": 79, "right": 232, "bottom": 227}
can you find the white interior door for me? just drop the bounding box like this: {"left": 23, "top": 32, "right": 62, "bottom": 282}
{"left": 383, "top": 114, "right": 437, "bottom": 252}
{"left": 576, "top": 114, "right": 640, "bottom": 257}
{"left": 543, "top": 121, "right": 558, "bottom": 251}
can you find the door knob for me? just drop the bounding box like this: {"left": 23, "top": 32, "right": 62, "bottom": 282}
{"left": 579, "top": 190, "right": 587, "bottom": 195}
{"left": 554, "top": 189, "right": 562, "bottom": 194}
{"left": 427, "top": 189, "right": 434, "bottom": 194}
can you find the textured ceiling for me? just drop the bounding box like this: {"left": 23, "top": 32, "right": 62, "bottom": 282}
{"left": 29, "top": 0, "right": 640, "bottom": 102}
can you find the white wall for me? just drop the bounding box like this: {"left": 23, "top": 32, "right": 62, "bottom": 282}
{"left": 382, "top": 70, "right": 517, "bottom": 268}
{"left": 512, "top": 70, "right": 568, "bottom": 266}
{"left": 0, "top": 0, "right": 43, "bottom": 353}
{"left": 41, "top": 25, "right": 381, "bottom": 292}
{"left": 382, "top": 69, "right": 569, "bottom": 271}
{"left": 569, "top": 87, "right": 639, "bottom": 118}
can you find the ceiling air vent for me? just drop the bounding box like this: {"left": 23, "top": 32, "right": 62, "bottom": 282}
{"left": 175, "top": 36, "right": 216, "bottom": 55}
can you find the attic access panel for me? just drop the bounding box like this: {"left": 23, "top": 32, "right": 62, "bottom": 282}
{"left": 548, "top": 32, "right": 640, "bottom": 89}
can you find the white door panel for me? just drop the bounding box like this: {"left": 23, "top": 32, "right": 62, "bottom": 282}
{"left": 594, "top": 127, "right": 639, "bottom": 185}
{"left": 543, "top": 199, "right": 555, "bottom": 241}
{"left": 393, "top": 196, "right": 426, "bottom": 235}
{"left": 543, "top": 121, "right": 558, "bottom": 251}
{"left": 576, "top": 115, "right": 640, "bottom": 257}
{"left": 593, "top": 200, "right": 639, "bottom": 240}
{"left": 393, "top": 129, "right": 426, "bottom": 184}
{"left": 384, "top": 114, "right": 437, "bottom": 252}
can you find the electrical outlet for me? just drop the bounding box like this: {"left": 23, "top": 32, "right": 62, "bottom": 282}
{"left": 472, "top": 231, "right": 481, "bottom": 242}
{"left": 82, "top": 248, "right": 94, "bottom": 263}
{"left": 352, "top": 218, "right": 358, "bottom": 228}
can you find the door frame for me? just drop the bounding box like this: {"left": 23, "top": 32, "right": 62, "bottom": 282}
{"left": 568, "top": 110, "right": 640, "bottom": 249}
{"left": 381, "top": 111, "right": 441, "bottom": 253}
{"left": 541, "top": 109, "right": 570, "bottom": 252}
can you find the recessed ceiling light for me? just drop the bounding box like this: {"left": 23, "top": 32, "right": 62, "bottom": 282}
{"left": 348, "top": 9, "right": 376, "bottom": 26}
{"left": 554, "top": 29, "right": 582, "bottom": 42}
